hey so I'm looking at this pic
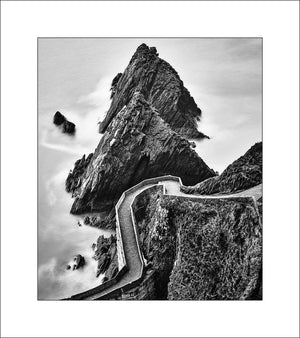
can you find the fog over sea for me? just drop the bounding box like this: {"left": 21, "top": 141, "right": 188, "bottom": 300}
{"left": 38, "top": 111, "right": 114, "bottom": 300}
{"left": 38, "top": 38, "right": 261, "bottom": 299}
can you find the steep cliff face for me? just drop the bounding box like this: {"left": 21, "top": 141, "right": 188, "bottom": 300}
{"left": 182, "top": 142, "right": 262, "bottom": 195}
{"left": 93, "top": 234, "right": 118, "bottom": 279}
{"left": 66, "top": 153, "right": 93, "bottom": 196}
{"left": 70, "top": 92, "right": 215, "bottom": 214}
{"left": 99, "top": 43, "right": 208, "bottom": 139}
{"left": 133, "top": 190, "right": 262, "bottom": 300}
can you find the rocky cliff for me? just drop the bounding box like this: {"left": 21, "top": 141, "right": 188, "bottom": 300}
{"left": 133, "top": 189, "right": 262, "bottom": 300}
{"left": 92, "top": 234, "right": 118, "bottom": 280}
{"left": 99, "top": 43, "right": 208, "bottom": 139}
{"left": 182, "top": 142, "right": 262, "bottom": 195}
{"left": 69, "top": 92, "right": 215, "bottom": 214}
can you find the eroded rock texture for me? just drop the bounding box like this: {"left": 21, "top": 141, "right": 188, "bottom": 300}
{"left": 182, "top": 142, "right": 262, "bottom": 195}
{"left": 66, "top": 153, "right": 93, "bottom": 196}
{"left": 99, "top": 43, "right": 208, "bottom": 139}
{"left": 70, "top": 92, "right": 215, "bottom": 214}
{"left": 133, "top": 190, "right": 262, "bottom": 300}
{"left": 93, "top": 234, "right": 118, "bottom": 279}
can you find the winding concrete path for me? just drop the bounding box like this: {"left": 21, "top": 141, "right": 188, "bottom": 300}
{"left": 84, "top": 183, "right": 156, "bottom": 300}
{"left": 71, "top": 177, "right": 262, "bottom": 300}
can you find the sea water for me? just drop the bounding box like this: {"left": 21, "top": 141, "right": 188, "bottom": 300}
{"left": 38, "top": 113, "right": 112, "bottom": 300}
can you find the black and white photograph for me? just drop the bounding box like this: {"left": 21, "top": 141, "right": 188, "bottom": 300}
{"left": 38, "top": 38, "right": 262, "bottom": 301}
{"left": 1, "top": 1, "right": 299, "bottom": 337}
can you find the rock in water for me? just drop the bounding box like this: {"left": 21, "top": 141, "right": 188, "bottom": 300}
{"left": 73, "top": 254, "right": 85, "bottom": 270}
{"left": 53, "top": 111, "right": 66, "bottom": 125}
{"left": 62, "top": 120, "right": 76, "bottom": 134}
{"left": 70, "top": 92, "right": 215, "bottom": 214}
{"left": 99, "top": 43, "right": 209, "bottom": 139}
{"left": 53, "top": 111, "right": 76, "bottom": 134}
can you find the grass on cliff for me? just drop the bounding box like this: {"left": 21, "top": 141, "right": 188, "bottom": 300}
{"left": 134, "top": 190, "right": 262, "bottom": 300}
{"left": 165, "top": 197, "right": 262, "bottom": 300}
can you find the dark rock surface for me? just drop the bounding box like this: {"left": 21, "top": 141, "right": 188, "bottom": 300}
{"left": 133, "top": 189, "right": 262, "bottom": 300}
{"left": 99, "top": 43, "right": 208, "bottom": 139}
{"left": 62, "top": 120, "right": 76, "bottom": 134}
{"left": 66, "top": 153, "right": 93, "bottom": 196}
{"left": 73, "top": 254, "right": 85, "bottom": 270}
{"left": 93, "top": 234, "right": 118, "bottom": 279}
{"left": 53, "top": 111, "right": 76, "bottom": 134}
{"left": 53, "top": 111, "right": 66, "bottom": 125}
{"left": 110, "top": 72, "right": 122, "bottom": 99}
{"left": 182, "top": 142, "right": 262, "bottom": 195}
{"left": 84, "top": 211, "right": 116, "bottom": 230}
{"left": 70, "top": 92, "right": 215, "bottom": 214}
{"left": 166, "top": 197, "right": 262, "bottom": 300}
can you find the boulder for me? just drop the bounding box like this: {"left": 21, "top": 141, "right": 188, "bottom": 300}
{"left": 62, "top": 120, "right": 76, "bottom": 134}
{"left": 53, "top": 111, "right": 66, "bottom": 125}
{"left": 73, "top": 254, "right": 85, "bottom": 270}
{"left": 53, "top": 111, "right": 76, "bottom": 134}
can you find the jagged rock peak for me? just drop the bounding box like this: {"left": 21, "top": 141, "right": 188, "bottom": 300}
{"left": 70, "top": 92, "right": 215, "bottom": 214}
{"left": 182, "top": 142, "right": 262, "bottom": 195}
{"left": 99, "top": 43, "right": 209, "bottom": 139}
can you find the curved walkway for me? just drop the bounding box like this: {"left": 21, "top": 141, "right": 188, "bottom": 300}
{"left": 70, "top": 176, "right": 262, "bottom": 300}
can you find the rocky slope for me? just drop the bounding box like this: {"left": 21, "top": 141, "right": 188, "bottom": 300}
{"left": 69, "top": 92, "right": 215, "bottom": 214}
{"left": 92, "top": 234, "right": 118, "bottom": 280}
{"left": 99, "top": 43, "right": 208, "bottom": 139}
{"left": 66, "top": 153, "right": 93, "bottom": 196}
{"left": 133, "top": 189, "right": 262, "bottom": 300}
{"left": 182, "top": 142, "right": 262, "bottom": 195}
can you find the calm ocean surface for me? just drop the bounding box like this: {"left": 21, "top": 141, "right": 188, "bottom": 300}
{"left": 38, "top": 112, "right": 113, "bottom": 300}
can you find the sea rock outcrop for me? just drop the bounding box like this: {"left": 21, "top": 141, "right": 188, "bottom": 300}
{"left": 62, "top": 120, "right": 76, "bottom": 134}
{"left": 99, "top": 43, "right": 208, "bottom": 139}
{"left": 53, "top": 111, "right": 76, "bottom": 134}
{"left": 93, "top": 234, "right": 118, "bottom": 279}
{"left": 53, "top": 111, "right": 66, "bottom": 125}
{"left": 66, "top": 153, "right": 93, "bottom": 195}
{"left": 83, "top": 212, "right": 116, "bottom": 230}
{"left": 181, "top": 142, "right": 262, "bottom": 195}
{"left": 69, "top": 92, "right": 215, "bottom": 214}
{"left": 73, "top": 254, "right": 85, "bottom": 270}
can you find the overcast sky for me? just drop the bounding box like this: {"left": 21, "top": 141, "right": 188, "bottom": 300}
{"left": 39, "top": 38, "right": 262, "bottom": 172}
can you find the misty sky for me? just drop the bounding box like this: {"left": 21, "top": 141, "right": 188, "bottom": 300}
{"left": 38, "top": 38, "right": 262, "bottom": 172}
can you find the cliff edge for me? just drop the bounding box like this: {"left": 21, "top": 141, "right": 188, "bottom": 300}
{"left": 99, "top": 43, "right": 208, "bottom": 139}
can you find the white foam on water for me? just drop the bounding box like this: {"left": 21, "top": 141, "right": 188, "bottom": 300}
{"left": 38, "top": 76, "right": 113, "bottom": 300}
